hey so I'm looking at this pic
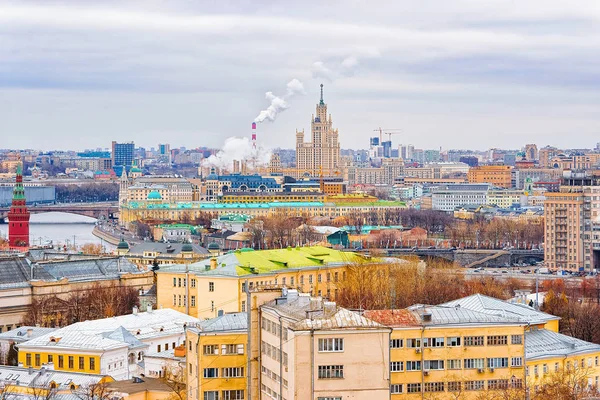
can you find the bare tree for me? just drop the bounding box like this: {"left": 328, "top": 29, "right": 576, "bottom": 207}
{"left": 161, "top": 366, "right": 186, "bottom": 400}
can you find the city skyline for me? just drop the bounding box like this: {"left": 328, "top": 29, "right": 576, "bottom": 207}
{"left": 3, "top": 1, "right": 600, "bottom": 151}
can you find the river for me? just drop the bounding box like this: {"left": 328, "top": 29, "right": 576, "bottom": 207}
{"left": 0, "top": 212, "right": 112, "bottom": 249}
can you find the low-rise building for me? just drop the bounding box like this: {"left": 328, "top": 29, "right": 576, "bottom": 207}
{"left": 17, "top": 308, "right": 197, "bottom": 380}
{"left": 117, "top": 242, "right": 210, "bottom": 267}
{"left": 468, "top": 165, "right": 512, "bottom": 188}
{"left": 0, "top": 326, "right": 57, "bottom": 365}
{"left": 431, "top": 184, "right": 490, "bottom": 212}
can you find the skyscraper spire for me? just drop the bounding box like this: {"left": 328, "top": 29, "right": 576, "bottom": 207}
{"left": 319, "top": 83, "right": 324, "bottom": 105}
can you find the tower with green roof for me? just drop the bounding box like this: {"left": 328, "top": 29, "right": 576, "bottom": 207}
{"left": 8, "top": 159, "right": 30, "bottom": 248}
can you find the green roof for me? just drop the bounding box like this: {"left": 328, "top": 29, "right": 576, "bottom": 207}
{"left": 147, "top": 191, "right": 162, "bottom": 200}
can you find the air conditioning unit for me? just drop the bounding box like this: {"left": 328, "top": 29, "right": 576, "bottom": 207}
{"left": 423, "top": 370, "right": 429, "bottom": 376}
{"left": 477, "top": 368, "right": 485, "bottom": 374}
{"left": 489, "top": 368, "right": 495, "bottom": 373}
{"left": 415, "top": 348, "right": 421, "bottom": 354}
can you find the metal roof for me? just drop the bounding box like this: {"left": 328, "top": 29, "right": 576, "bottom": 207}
{"left": 439, "top": 294, "right": 559, "bottom": 325}
{"left": 190, "top": 312, "right": 248, "bottom": 334}
{"left": 0, "top": 326, "right": 57, "bottom": 343}
{"left": 0, "top": 365, "right": 106, "bottom": 390}
{"left": 526, "top": 329, "right": 600, "bottom": 360}
{"left": 128, "top": 242, "right": 209, "bottom": 255}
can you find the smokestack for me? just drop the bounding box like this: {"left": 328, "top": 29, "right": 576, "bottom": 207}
{"left": 251, "top": 122, "right": 257, "bottom": 149}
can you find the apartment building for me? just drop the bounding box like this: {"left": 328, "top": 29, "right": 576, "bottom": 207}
{"left": 186, "top": 313, "right": 247, "bottom": 400}
{"left": 544, "top": 170, "right": 600, "bottom": 272}
{"left": 259, "top": 290, "right": 391, "bottom": 400}
{"left": 431, "top": 184, "right": 490, "bottom": 212}
{"left": 468, "top": 165, "right": 512, "bottom": 188}
{"left": 155, "top": 246, "right": 376, "bottom": 319}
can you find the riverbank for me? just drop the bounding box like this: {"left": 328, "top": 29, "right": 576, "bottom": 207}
{"left": 92, "top": 226, "right": 121, "bottom": 245}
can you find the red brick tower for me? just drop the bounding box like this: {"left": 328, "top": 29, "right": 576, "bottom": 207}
{"left": 8, "top": 160, "right": 30, "bottom": 249}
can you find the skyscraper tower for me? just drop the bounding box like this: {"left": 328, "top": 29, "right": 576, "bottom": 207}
{"left": 296, "top": 84, "right": 340, "bottom": 177}
{"left": 8, "top": 159, "right": 30, "bottom": 249}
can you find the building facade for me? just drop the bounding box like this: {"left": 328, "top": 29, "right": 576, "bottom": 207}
{"left": 468, "top": 165, "right": 512, "bottom": 188}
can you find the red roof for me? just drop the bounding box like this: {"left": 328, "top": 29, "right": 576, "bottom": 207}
{"left": 363, "top": 309, "right": 419, "bottom": 327}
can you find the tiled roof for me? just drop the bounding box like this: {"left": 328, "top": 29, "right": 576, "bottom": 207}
{"left": 363, "top": 310, "right": 419, "bottom": 327}
{"left": 526, "top": 329, "right": 600, "bottom": 360}
{"left": 439, "top": 294, "right": 559, "bottom": 324}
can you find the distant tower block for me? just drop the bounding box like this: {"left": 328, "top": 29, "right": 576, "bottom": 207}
{"left": 8, "top": 158, "right": 30, "bottom": 249}
{"left": 251, "top": 122, "right": 257, "bottom": 149}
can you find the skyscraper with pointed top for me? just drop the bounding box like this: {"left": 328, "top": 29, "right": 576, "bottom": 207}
{"left": 295, "top": 84, "right": 341, "bottom": 177}
{"left": 8, "top": 159, "right": 30, "bottom": 249}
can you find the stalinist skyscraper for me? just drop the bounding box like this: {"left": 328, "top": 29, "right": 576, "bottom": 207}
{"left": 295, "top": 84, "right": 341, "bottom": 177}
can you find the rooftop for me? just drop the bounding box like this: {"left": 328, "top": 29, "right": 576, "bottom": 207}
{"left": 127, "top": 242, "right": 209, "bottom": 256}
{"left": 18, "top": 309, "right": 198, "bottom": 352}
{"left": 439, "top": 294, "right": 559, "bottom": 325}
{"left": 0, "top": 326, "right": 57, "bottom": 343}
{"left": 526, "top": 329, "right": 600, "bottom": 360}
{"left": 190, "top": 312, "right": 248, "bottom": 334}
{"left": 105, "top": 377, "right": 173, "bottom": 394}
{"left": 0, "top": 365, "right": 109, "bottom": 390}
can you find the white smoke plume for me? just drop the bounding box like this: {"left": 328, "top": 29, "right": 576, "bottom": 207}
{"left": 254, "top": 78, "right": 306, "bottom": 123}
{"left": 201, "top": 136, "right": 272, "bottom": 170}
{"left": 312, "top": 49, "right": 380, "bottom": 81}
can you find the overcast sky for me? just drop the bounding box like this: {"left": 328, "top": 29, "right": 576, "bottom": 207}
{"left": 2, "top": 0, "right": 600, "bottom": 152}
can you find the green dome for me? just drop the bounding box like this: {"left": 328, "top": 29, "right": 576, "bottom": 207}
{"left": 117, "top": 239, "right": 129, "bottom": 250}
{"left": 130, "top": 166, "right": 142, "bottom": 173}
{"left": 181, "top": 243, "right": 193, "bottom": 252}
{"left": 207, "top": 243, "right": 220, "bottom": 250}
{"left": 147, "top": 191, "right": 162, "bottom": 200}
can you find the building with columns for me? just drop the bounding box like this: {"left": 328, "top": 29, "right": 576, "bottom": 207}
{"left": 295, "top": 84, "right": 341, "bottom": 178}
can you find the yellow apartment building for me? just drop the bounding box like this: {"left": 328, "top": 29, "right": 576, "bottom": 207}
{"left": 186, "top": 313, "right": 247, "bottom": 400}
{"left": 468, "top": 165, "right": 512, "bottom": 188}
{"left": 365, "top": 306, "right": 527, "bottom": 399}
{"left": 155, "top": 246, "right": 376, "bottom": 319}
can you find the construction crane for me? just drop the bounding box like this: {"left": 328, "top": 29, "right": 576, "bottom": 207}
{"left": 373, "top": 128, "right": 402, "bottom": 142}
{"left": 385, "top": 131, "right": 402, "bottom": 141}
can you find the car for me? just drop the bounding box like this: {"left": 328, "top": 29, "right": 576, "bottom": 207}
{"left": 502, "top": 270, "right": 508, "bottom": 273}
{"left": 428, "top": 246, "right": 436, "bottom": 249}
{"left": 473, "top": 269, "right": 482, "bottom": 273}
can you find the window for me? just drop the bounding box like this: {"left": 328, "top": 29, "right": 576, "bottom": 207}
{"left": 47, "top": 355, "right": 53, "bottom": 364}
{"left": 318, "top": 365, "right": 344, "bottom": 379}
{"left": 209, "top": 282, "right": 215, "bottom": 292}
{"left": 464, "top": 358, "right": 485, "bottom": 369}
{"left": 390, "top": 361, "right": 404, "bottom": 372}
{"left": 534, "top": 365, "right": 539, "bottom": 376}
{"left": 511, "top": 334, "right": 523, "bottom": 345}
{"left": 191, "top": 279, "right": 196, "bottom": 288}
{"left": 318, "top": 274, "right": 322, "bottom": 283}
{"left": 487, "top": 335, "right": 508, "bottom": 346}
{"left": 90, "top": 358, "right": 95, "bottom": 371}
{"left": 222, "top": 367, "right": 244, "bottom": 378}
{"left": 241, "top": 301, "right": 246, "bottom": 312}
{"left": 447, "top": 336, "right": 461, "bottom": 347}
{"left": 26, "top": 353, "right": 31, "bottom": 366}
{"left": 190, "top": 296, "right": 196, "bottom": 307}
{"left": 543, "top": 364, "right": 548, "bottom": 374}
{"left": 406, "top": 338, "right": 421, "bottom": 348}
{"left": 448, "top": 382, "right": 462, "bottom": 392}
{"left": 173, "top": 294, "right": 176, "bottom": 306}
{"left": 222, "top": 344, "right": 244, "bottom": 355}
{"left": 78, "top": 357, "right": 84, "bottom": 370}
{"left": 203, "top": 392, "right": 219, "bottom": 400}
{"left": 203, "top": 368, "right": 218, "bottom": 378}
{"left": 511, "top": 357, "right": 523, "bottom": 367}
{"left": 390, "top": 384, "right": 403, "bottom": 394}
{"left": 406, "top": 361, "right": 421, "bottom": 371}
{"left": 165, "top": 343, "right": 169, "bottom": 351}
{"left": 555, "top": 362, "right": 559, "bottom": 372}
{"left": 157, "top": 345, "right": 161, "bottom": 352}
{"left": 424, "top": 360, "right": 444, "bottom": 370}
{"left": 178, "top": 278, "right": 182, "bottom": 287}
{"left": 424, "top": 337, "right": 444, "bottom": 347}
{"left": 390, "top": 339, "right": 403, "bottom": 348}
{"left": 308, "top": 275, "right": 313, "bottom": 284}
{"left": 407, "top": 383, "right": 421, "bottom": 393}
{"left": 221, "top": 391, "right": 244, "bottom": 400}
{"left": 424, "top": 382, "right": 444, "bottom": 392}
{"left": 35, "top": 354, "right": 40, "bottom": 367}
{"left": 68, "top": 356, "right": 74, "bottom": 369}
{"left": 204, "top": 345, "right": 218, "bottom": 355}
{"left": 465, "top": 381, "right": 485, "bottom": 391}
{"left": 173, "top": 277, "right": 177, "bottom": 287}
{"left": 58, "top": 356, "right": 64, "bottom": 368}
{"left": 487, "top": 358, "right": 509, "bottom": 368}
{"left": 447, "top": 359, "right": 462, "bottom": 370}
{"left": 464, "top": 336, "right": 484, "bottom": 346}
{"left": 318, "top": 338, "right": 344, "bottom": 352}
{"left": 488, "top": 379, "right": 509, "bottom": 390}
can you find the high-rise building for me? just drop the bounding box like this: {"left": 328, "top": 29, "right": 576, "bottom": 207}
{"left": 296, "top": 84, "right": 340, "bottom": 177}
{"left": 524, "top": 144, "right": 539, "bottom": 161}
{"left": 544, "top": 170, "right": 600, "bottom": 272}
{"left": 111, "top": 141, "right": 134, "bottom": 169}
{"left": 539, "top": 146, "right": 560, "bottom": 168}
{"left": 7, "top": 160, "right": 30, "bottom": 249}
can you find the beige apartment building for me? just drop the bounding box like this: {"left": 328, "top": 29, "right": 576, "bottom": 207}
{"left": 544, "top": 171, "right": 600, "bottom": 272}
{"left": 258, "top": 290, "right": 391, "bottom": 400}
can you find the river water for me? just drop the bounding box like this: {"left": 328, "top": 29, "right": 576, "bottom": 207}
{"left": 0, "top": 212, "right": 107, "bottom": 249}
